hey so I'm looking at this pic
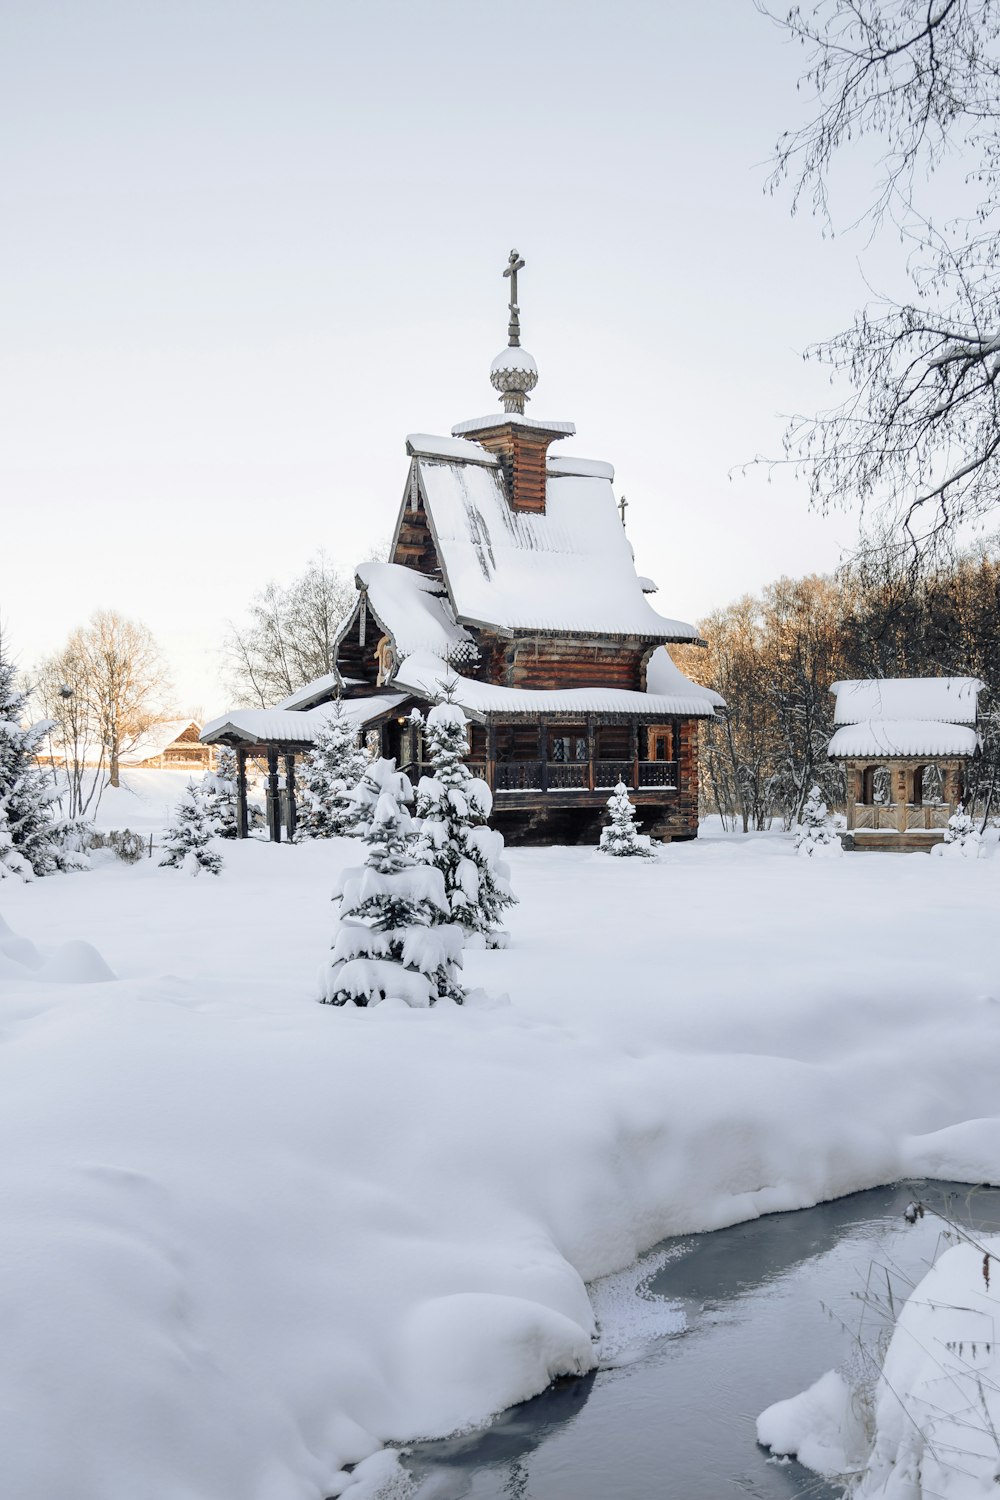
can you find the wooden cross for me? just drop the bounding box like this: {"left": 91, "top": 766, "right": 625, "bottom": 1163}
{"left": 503, "top": 249, "right": 525, "bottom": 311}
{"left": 619, "top": 494, "right": 629, "bottom": 527}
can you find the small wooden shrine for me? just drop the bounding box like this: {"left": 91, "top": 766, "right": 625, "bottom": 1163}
{"left": 828, "top": 678, "right": 983, "bottom": 851}
{"left": 202, "top": 252, "right": 724, "bottom": 844}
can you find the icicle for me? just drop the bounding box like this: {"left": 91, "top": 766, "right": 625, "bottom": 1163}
{"left": 359, "top": 591, "right": 367, "bottom": 647}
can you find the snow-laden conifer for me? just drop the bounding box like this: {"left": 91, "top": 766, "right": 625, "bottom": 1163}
{"left": 201, "top": 747, "right": 240, "bottom": 839}
{"left": 296, "top": 701, "right": 369, "bottom": 839}
{"left": 415, "top": 700, "right": 516, "bottom": 946}
{"left": 938, "top": 802, "right": 984, "bottom": 859}
{"left": 159, "top": 782, "right": 223, "bottom": 875}
{"left": 598, "top": 780, "right": 656, "bottom": 858}
{"left": 320, "top": 775, "right": 465, "bottom": 1008}
{"left": 794, "top": 785, "right": 843, "bottom": 858}
{"left": 0, "top": 646, "right": 61, "bottom": 880}
{"left": 349, "top": 756, "right": 414, "bottom": 838}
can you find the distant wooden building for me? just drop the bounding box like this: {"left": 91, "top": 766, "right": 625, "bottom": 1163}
{"left": 125, "top": 720, "right": 212, "bottom": 772}
{"left": 828, "top": 678, "right": 983, "bottom": 850}
{"left": 201, "top": 252, "right": 724, "bottom": 844}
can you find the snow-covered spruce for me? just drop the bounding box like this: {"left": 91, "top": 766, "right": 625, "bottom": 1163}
{"left": 598, "top": 780, "right": 656, "bottom": 858}
{"left": 0, "top": 645, "right": 62, "bottom": 880}
{"left": 320, "top": 778, "right": 465, "bottom": 1008}
{"left": 794, "top": 785, "right": 843, "bottom": 859}
{"left": 348, "top": 755, "right": 414, "bottom": 839}
{"left": 296, "top": 701, "right": 370, "bottom": 839}
{"left": 936, "top": 801, "right": 984, "bottom": 859}
{"left": 415, "top": 700, "right": 516, "bottom": 947}
{"left": 159, "top": 783, "right": 223, "bottom": 876}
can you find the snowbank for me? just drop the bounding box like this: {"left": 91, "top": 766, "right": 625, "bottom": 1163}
{"left": 759, "top": 1238, "right": 1000, "bottom": 1498}
{"left": 1, "top": 834, "right": 1000, "bottom": 1497}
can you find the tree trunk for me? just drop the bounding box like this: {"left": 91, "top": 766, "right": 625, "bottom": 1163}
{"left": 110, "top": 744, "right": 120, "bottom": 788}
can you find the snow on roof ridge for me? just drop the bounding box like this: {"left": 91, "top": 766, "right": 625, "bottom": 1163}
{"left": 393, "top": 651, "right": 719, "bottom": 719}
{"left": 405, "top": 433, "right": 499, "bottom": 466}
{"left": 451, "top": 414, "right": 576, "bottom": 437}
{"left": 547, "top": 455, "right": 614, "bottom": 480}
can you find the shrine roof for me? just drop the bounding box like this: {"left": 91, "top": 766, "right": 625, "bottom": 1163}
{"left": 411, "top": 453, "right": 700, "bottom": 642}
{"left": 828, "top": 720, "right": 980, "bottom": 759}
{"left": 200, "top": 693, "right": 406, "bottom": 747}
{"left": 831, "top": 678, "right": 984, "bottom": 725}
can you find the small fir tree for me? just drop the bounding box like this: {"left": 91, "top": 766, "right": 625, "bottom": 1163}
{"left": 794, "top": 785, "right": 843, "bottom": 858}
{"left": 939, "top": 802, "right": 984, "bottom": 859}
{"left": 0, "top": 646, "right": 60, "bottom": 880}
{"left": 598, "top": 781, "right": 656, "bottom": 858}
{"left": 159, "top": 782, "right": 223, "bottom": 875}
{"left": 320, "top": 782, "right": 465, "bottom": 1008}
{"left": 415, "top": 700, "right": 516, "bottom": 946}
{"left": 296, "top": 701, "right": 369, "bottom": 839}
{"left": 201, "top": 747, "right": 240, "bottom": 839}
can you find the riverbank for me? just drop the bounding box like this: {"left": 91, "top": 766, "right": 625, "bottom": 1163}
{"left": 2, "top": 831, "right": 999, "bottom": 1498}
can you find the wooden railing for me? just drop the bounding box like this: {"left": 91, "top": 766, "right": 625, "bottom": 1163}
{"left": 853, "top": 803, "right": 951, "bottom": 832}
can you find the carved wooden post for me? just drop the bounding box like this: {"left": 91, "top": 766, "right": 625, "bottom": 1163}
{"left": 284, "top": 752, "right": 296, "bottom": 842}
{"left": 629, "top": 720, "right": 639, "bottom": 790}
{"left": 236, "top": 746, "right": 248, "bottom": 840}
{"left": 586, "top": 717, "right": 595, "bottom": 792}
{"left": 487, "top": 723, "right": 497, "bottom": 792}
{"left": 538, "top": 722, "right": 547, "bottom": 792}
{"left": 892, "top": 765, "right": 908, "bottom": 833}
{"left": 266, "top": 747, "right": 281, "bottom": 843}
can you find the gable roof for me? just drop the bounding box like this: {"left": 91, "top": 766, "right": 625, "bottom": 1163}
{"left": 831, "top": 678, "right": 984, "bottom": 725}
{"left": 828, "top": 721, "right": 979, "bottom": 758}
{"left": 402, "top": 445, "right": 700, "bottom": 642}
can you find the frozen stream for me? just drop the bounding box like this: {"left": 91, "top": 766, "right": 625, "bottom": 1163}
{"left": 402, "top": 1181, "right": 1000, "bottom": 1500}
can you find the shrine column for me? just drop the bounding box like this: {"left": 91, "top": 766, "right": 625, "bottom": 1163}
{"left": 284, "top": 753, "right": 297, "bottom": 842}
{"left": 266, "top": 748, "right": 281, "bottom": 843}
{"left": 236, "top": 747, "right": 248, "bottom": 839}
{"left": 892, "top": 765, "right": 909, "bottom": 832}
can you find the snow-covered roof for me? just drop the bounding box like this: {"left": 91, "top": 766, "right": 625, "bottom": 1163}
{"left": 393, "top": 651, "right": 719, "bottom": 719}
{"left": 275, "top": 672, "right": 345, "bottom": 711}
{"left": 451, "top": 414, "right": 577, "bottom": 438}
{"left": 832, "top": 678, "right": 983, "bottom": 725}
{"left": 645, "top": 647, "right": 726, "bottom": 711}
{"left": 353, "top": 561, "right": 476, "bottom": 662}
{"left": 122, "top": 720, "right": 203, "bottom": 765}
{"left": 828, "top": 721, "right": 980, "bottom": 759}
{"left": 200, "top": 694, "right": 406, "bottom": 747}
{"left": 411, "top": 455, "right": 700, "bottom": 642}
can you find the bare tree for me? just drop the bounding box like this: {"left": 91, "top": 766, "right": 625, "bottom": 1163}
{"left": 760, "top": 0, "right": 1000, "bottom": 559}
{"left": 34, "top": 645, "right": 106, "bottom": 820}
{"left": 42, "top": 612, "right": 171, "bottom": 789}
{"left": 224, "top": 553, "right": 357, "bottom": 707}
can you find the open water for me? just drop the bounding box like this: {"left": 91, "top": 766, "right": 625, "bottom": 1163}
{"left": 402, "top": 1181, "right": 1000, "bottom": 1499}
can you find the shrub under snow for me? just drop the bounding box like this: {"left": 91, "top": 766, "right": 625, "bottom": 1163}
{"left": 935, "top": 802, "right": 984, "bottom": 859}
{"left": 795, "top": 785, "right": 843, "bottom": 858}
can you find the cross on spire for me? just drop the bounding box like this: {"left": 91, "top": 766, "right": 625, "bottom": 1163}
{"left": 503, "top": 248, "right": 525, "bottom": 347}
{"left": 619, "top": 494, "right": 629, "bottom": 528}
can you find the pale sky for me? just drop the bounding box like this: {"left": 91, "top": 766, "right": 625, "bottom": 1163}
{"left": 1, "top": 0, "right": 904, "bottom": 712}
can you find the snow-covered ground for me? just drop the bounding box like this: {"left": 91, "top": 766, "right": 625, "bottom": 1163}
{"left": 3, "top": 831, "right": 1000, "bottom": 1499}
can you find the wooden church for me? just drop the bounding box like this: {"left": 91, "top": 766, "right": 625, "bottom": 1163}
{"left": 202, "top": 252, "right": 723, "bottom": 844}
